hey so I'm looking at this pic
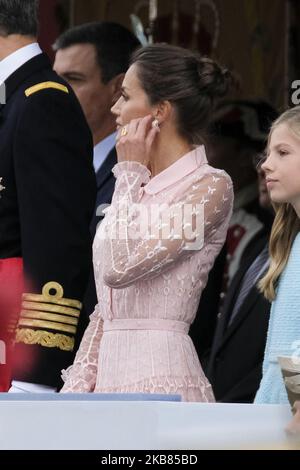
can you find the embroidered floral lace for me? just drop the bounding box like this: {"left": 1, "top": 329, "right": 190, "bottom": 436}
{"left": 61, "top": 146, "right": 233, "bottom": 401}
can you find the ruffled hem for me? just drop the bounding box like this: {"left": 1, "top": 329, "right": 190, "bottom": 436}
{"left": 95, "top": 375, "right": 215, "bottom": 402}
{"left": 112, "top": 161, "right": 151, "bottom": 183}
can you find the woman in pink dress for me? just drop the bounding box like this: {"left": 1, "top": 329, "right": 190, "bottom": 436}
{"left": 61, "top": 44, "right": 233, "bottom": 401}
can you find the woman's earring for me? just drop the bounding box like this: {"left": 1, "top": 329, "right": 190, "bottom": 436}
{"left": 152, "top": 118, "right": 160, "bottom": 129}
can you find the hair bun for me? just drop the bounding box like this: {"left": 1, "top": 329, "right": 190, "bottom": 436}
{"left": 196, "top": 57, "right": 233, "bottom": 99}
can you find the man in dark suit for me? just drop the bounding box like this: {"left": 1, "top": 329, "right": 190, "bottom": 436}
{"left": 53, "top": 22, "right": 140, "bottom": 315}
{"left": 190, "top": 100, "right": 277, "bottom": 359}
{"left": 206, "top": 232, "right": 271, "bottom": 403}
{"left": 204, "top": 158, "right": 274, "bottom": 403}
{"left": 0, "top": 0, "right": 96, "bottom": 392}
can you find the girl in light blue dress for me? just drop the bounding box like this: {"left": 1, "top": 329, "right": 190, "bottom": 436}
{"left": 255, "top": 107, "right": 300, "bottom": 404}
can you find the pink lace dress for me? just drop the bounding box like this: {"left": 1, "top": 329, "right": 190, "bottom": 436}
{"left": 61, "top": 146, "right": 233, "bottom": 401}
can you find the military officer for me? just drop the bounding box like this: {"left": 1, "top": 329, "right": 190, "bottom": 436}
{"left": 0, "top": 0, "right": 96, "bottom": 391}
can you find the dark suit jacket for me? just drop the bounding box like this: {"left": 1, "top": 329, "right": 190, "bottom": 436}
{"left": 82, "top": 147, "right": 117, "bottom": 320}
{"left": 0, "top": 53, "right": 96, "bottom": 388}
{"left": 205, "top": 232, "right": 271, "bottom": 403}
{"left": 189, "top": 246, "right": 226, "bottom": 358}
{"left": 90, "top": 147, "right": 117, "bottom": 237}
{"left": 189, "top": 203, "right": 273, "bottom": 361}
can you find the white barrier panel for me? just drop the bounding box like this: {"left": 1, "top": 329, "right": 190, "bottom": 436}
{"left": 0, "top": 396, "right": 295, "bottom": 450}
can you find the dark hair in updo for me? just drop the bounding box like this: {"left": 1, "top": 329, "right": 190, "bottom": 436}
{"left": 131, "top": 43, "right": 233, "bottom": 144}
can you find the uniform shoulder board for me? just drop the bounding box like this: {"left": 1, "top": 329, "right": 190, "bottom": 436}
{"left": 25, "top": 81, "right": 69, "bottom": 97}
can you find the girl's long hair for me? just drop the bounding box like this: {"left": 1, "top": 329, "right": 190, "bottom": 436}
{"left": 259, "top": 107, "right": 300, "bottom": 301}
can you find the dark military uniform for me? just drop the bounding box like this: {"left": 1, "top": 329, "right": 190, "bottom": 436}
{"left": 0, "top": 52, "right": 96, "bottom": 389}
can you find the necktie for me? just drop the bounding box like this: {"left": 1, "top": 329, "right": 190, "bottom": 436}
{"left": 227, "top": 245, "right": 269, "bottom": 327}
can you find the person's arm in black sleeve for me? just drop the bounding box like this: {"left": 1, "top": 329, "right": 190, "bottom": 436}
{"left": 12, "top": 83, "right": 96, "bottom": 389}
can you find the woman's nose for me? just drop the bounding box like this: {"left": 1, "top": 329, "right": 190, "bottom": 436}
{"left": 111, "top": 103, "right": 117, "bottom": 115}
{"left": 261, "top": 160, "right": 268, "bottom": 173}
{"left": 111, "top": 98, "right": 120, "bottom": 116}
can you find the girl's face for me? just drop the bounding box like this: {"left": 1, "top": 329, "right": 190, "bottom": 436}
{"left": 262, "top": 123, "right": 300, "bottom": 210}
{"left": 111, "top": 64, "right": 155, "bottom": 128}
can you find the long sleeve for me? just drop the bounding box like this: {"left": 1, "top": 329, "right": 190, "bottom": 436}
{"left": 60, "top": 305, "right": 103, "bottom": 392}
{"left": 102, "top": 161, "right": 233, "bottom": 289}
{"left": 255, "top": 234, "right": 300, "bottom": 404}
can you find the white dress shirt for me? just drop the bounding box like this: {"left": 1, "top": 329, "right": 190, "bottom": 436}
{"left": 9, "top": 381, "right": 57, "bottom": 394}
{"left": 93, "top": 132, "right": 117, "bottom": 174}
{"left": 0, "top": 42, "right": 42, "bottom": 83}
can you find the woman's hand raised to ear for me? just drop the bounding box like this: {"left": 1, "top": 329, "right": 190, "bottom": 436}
{"left": 116, "top": 115, "right": 160, "bottom": 166}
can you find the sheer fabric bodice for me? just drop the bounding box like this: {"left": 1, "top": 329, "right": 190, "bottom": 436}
{"left": 61, "top": 146, "right": 233, "bottom": 401}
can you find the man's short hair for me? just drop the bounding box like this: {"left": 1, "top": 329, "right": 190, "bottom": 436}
{"left": 0, "top": 0, "right": 39, "bottom": 37}
{"left": 54, "top": 22, "right": 141, "bottom": 84}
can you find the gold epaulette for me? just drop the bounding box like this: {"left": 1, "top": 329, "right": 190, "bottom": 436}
{"left": 15, "top": 282, "right": 82, "bottom": 352}
{"left": 25, "top": 81, "right": 69, "bottom": 97}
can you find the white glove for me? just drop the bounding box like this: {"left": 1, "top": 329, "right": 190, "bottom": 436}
{"left": 8, "top": 381, "right": 57, "bottom": 393}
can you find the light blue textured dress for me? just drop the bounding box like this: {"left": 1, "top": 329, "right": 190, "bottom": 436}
{"left": 255, "top": 233, "right": 300, "bottom": 404}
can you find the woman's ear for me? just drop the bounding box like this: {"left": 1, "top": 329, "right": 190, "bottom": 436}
{"left": 153, "top": 100, "right": 172, "bottom": 125}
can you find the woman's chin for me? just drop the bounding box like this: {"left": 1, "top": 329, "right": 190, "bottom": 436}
{"left": 269, "top": 193, "right": 286, "bottom": 205}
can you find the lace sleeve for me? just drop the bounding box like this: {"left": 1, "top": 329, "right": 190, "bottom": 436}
{"left": 102, "top": 161, "right": 233, "bottom": 289}
{"left": 60, "top": 305, "right": 103, "bottom": 392}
